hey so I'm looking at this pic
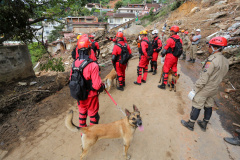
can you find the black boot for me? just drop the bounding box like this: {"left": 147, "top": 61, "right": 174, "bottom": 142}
{"left": 134, "top": 81, "right": 141, "bottom": 85}
{"left": 181, "top": 120, "right": 195, "bottom": 131}
{"left": 117, "top": 85, "right": 124, "bottom": 91}
{"left": 148, "top": 69, "right": 153, "bottom": 72}
{"left": 141, "top": 79, "right": 146, "bottom": 83}
{"left": 158, "top": 84, "right": 166, "bottom": 89}
{"left": 187, "top": 58, "right": 192, "bottom": 62}
{"left": 224, "top": 136, "right": 240, "bottom": 146}
{"left": 152, "top": 70, "right": 157, "bottom": 75}
{"left": 197, "top": 120, "right": 208, "bottom": 132}
{"left": 191, "top": 59, "right": 195, "bottom": 63}
{"left": 123, "top": 82, "right": 125, "bottom": 87}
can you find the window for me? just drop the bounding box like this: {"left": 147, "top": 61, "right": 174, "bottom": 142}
{"left": 45, "top": 30, "right": 49, "bottom": 34}
{"left": 125, "top": 19, "right": 127, "bottom": 22}
{"left": 109, "top": 19, "right": 113, "bottom": 23}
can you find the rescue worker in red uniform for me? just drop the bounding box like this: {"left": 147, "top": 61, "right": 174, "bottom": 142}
{"left": 134, "top": 30, "right": 150, "bottom": 85}
{"left": 72, "top": 34, "right": 97, "bottom": 62}
{"left": 70, "top": 36, "right": 105, "bottom": 127}
{"left": 158, "top": 26, "right": 183, "bottom": 89}
{"left": 106, "top": 28, "right": 128, "bottom": 43}
{"left": 89, "top": 34, "right": 100, "bottom": 59}
{"left": 148, "top": 29, "right": 162, "bottom": 75}
{"left": 112, "top": 32, "right": 132, "bottom": 91}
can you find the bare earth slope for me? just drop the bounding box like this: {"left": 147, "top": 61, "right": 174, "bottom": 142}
{"left": 3, "top": 58, "right": 240, "bottom": 160}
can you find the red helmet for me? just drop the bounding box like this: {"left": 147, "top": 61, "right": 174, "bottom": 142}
{"left": 89, "top": 34, "right": 94, "bottom": 38}
{"left": 184, "top": 31, "right": 189, "bottom": 34}
{"left": 116, "top": 32, "right": 123, "bottom": 38}
{"left": 209, "top": 37, "right": 227, "bottom": 47}
{"left": 77, "top": 36, "right": 92, "bottom": 49}
{"left": 170, "top": 25, "right": 179, "bottom": 33}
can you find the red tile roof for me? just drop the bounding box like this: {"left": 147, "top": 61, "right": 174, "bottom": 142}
{"left": 146, "top": 3, "right": 160, "bottom": 9}
{"left": 113, "top": 13, "right": 135, "bottom": 18}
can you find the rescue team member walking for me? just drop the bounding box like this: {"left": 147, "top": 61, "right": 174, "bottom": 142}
{"left": 158, "top": 25, "right": 182, "bottom": 89}
{"left": 181, "top": 31, "right": 190, "bottom": 60}
{"left": 112, "top": 32, "right": 132, "bottom": 91}
{"left": 160, "top": 30, "right": 168, "bottom": 46}
{"left": 134, "top": 30, "right": 150, "bottom": 85}
{"left": 188, "top": 29, "right": 201, "bottom": 63}
{"left": 106, "top": 28, "right": 128, "bottom": 43}
{"left": 148, "top": 30, "right": 162, "bottom": 75}
{"left": 89, "top": 34, "right": 100, "bottom": 59}
{"left": 72, "top": 34, "right": 97, "bottom": 62}
{"left": 181, "top": 37, "right": 229, "bottom": 131}
{"left": 70, "top": 36, "right": 105, "bottom": 127}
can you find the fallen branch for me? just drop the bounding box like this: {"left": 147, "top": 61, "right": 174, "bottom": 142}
{"left": 233, "top": 123, "right": 240, "bottom": 128}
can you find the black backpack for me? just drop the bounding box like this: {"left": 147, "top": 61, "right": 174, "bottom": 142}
{"left": 91, "top": 41, "right": 97, "bottom": 53}
{"left": 170, "top": 37, "right": 183, "bottom": 57}
{"left": 143, "top": 40, "right": 154, "bottom": 57}
{"left": 116, "top": 43, "right": 132, "bottom": 64}
{"left": 152, "top": 38, "right": 161, "bottom": 53}
{"left": 69, "top": 59, "right": 94, "bottom": 101}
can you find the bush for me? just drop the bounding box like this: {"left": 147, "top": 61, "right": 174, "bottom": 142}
{"left": 40, "top": 58, "right": 65, "bottom": 72}
{"left": 170, "top": 1, "right": 183, "bottom": 11}
{"left": 28, "top": 42, "right": 46, "bottom": 65}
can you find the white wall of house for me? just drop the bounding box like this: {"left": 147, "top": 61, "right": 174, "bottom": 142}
{"left": 118, "top": 8, "right": 143, "bottom": 16}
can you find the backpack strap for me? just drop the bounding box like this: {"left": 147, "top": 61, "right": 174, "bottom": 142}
{"left": 170, "top": 37, "right": 180, "bottom": 43}
{"left": 79, "top": 59, "right": 94, "bottom": 72}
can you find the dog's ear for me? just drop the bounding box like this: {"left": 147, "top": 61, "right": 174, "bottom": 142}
{"left": 133, "top": 104, "right": 139, "bottom": 112}
{"left": 125, "top": 109, "right": 131, "bottom": 117}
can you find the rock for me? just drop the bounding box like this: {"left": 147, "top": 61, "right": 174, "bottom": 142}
{"left": 235, "top": 17, "right": 240, "bottom": 21}
{"left": 35, "top": 72, "right": 41, "bottom": 76}
{"left": 214, "top": 0, "right": 228, "bottom": 6}
{"left": 231, "top": 29, "right": 240, "bottom": 37}
{"left": 190, "top": 7, "right": 200, "bottom": 14}
{"left": 218, "top": 24, "right": 229, "bottom": 30}
{"left": 30, "top": 81, "right": 37, "bottom": 86}
{"left": 123, "top": 24, "right": 145, "bottom": 37}
{"left": 18, "top": 82, "right": 27, "bottom": 86}
{"left": 209, "top": 12, "right": 228, "bottom": 20}
{"left": 227, "top": 22, "right": 240, "bottom": 31}
{"left": 102, "top": 54, "right": 106, "bottom": 58}
{"left": 196, "top": 50, "right": 205, "bottom": 55}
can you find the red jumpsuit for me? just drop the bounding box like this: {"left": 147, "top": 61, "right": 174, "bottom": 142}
{"left": 137, "top": 37, "right": 149, "bottom": 83}
{"left": 162, "top": 35, "right": 182, "bottom": 85}
{"left": 90, "top": 39, "right": 100, "bottom": 58}
{"left": 112, "top": 40, "right": 132, "bottom": 87}
{"left": 70, "top": 59, "right": 103, "bottom": 127}
{"left": 151, "top": 37, "right": 162, "bottom": 70}
{"left": 110, "top": 36, "right": 127, "bottom": 43}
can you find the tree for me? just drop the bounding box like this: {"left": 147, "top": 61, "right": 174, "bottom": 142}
{"left": 81, "top": 8, "right": 91, "bottom": 16}
{"left": 0, "top": 0, "right": 87, "bottom": 44}
{"left": 114, "top": 1, "right": 123, "bottom": 10}
{"left": 47, "top": 24, "right": 65, "bottom": 43}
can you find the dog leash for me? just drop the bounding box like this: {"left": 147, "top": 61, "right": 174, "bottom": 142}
{"left": 104, "top": 89, "right": 126, "bottom": 116}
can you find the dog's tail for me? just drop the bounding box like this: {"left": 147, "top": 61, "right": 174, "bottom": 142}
{"left": 65, "top": 110, "right": 82, "bottom": 133}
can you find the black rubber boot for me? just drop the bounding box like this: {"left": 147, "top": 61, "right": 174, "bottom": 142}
{"left": 141, "top": 80, "right": 146, "bottom": 83}
{"left": 224, "top": 136, "right": 240, "bottom": 146}
{"left": 191, "top": 59, "right": 195, "bottom": 63}
{"left": 134, "top": 81, "right": 141, "bottom": 85}
{"left": 152, "top": 70, "right": 157, "bottom": 75}
{"left": 158, "top": 84, "right": 166, "bottom": 89}
{"left": 181, "top": 120, "right": 195, "bottom": 131}
{"left": 148, "top": 69, "right": 153, "bottom": 72}
{"left": 197, "top": 120, "right": 208, "bottom": 132}
{"left": 117, "top": 85, "right": 124, "bottom": 91}
{"left": 123, "top": 82, "right": 125, "bottom": 87}
{"left": 187, "top": 58, "right": 192, "bottom": 62}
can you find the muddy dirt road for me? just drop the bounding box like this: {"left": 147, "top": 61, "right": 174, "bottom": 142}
{"left": 2, "top": 58, "right": 240, "bottom": 160}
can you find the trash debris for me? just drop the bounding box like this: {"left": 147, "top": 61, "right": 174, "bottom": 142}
{"left": 29, "top": 81, "right": 37, "bottom": 86}
{"left": 18, "top": 82, "right": 27, "bottom": 86}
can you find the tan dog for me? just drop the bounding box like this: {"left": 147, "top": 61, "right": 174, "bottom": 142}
{"left": 65, "top": 105, "right": 143, "bottom": 160}
{"left": 103, "top": 68, "right": 117, "bottom": 91}
{"left": 159, "top": 68, "right": 180, "bottom": 92}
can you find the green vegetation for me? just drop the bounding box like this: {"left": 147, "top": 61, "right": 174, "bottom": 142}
{"left": 48, "top": 24, "right": 65, "bottom": 43}
{"left": 28, "top": 42, "right": 46, "bottom": 65}
{"left": 40, "top": 58, "right": 65, "bottom": 72}
{"left": 114, "top": 1, "right": 123, "bottom": 9}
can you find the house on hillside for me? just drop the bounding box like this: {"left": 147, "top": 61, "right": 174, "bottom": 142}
{"left": 107, "top": 13, "right": 135, "bottom": 29}
{"left": 85, "top": 3, "right": 102, "bottom": 11}
{"left": 118, "top": 7, "right": 144, "bottom": 16}
{"left": 142, "top": 3, "right": 161, "bottom": 15}
{"left": 66, "top": 16, "right": 108, "bottom": 33}
{"left": 127, "top": 4, "right": 145, "bottom": 8}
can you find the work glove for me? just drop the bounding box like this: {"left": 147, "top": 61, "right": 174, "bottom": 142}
{"left": 98, "top": 83, "right": 105, "bottom": 93}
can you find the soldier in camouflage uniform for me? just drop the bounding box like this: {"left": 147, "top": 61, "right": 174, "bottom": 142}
{"left": 180, "top": 31, "right": 190, "bottom": 60}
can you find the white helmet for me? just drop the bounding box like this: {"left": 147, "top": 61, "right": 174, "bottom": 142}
{"left": 196, "top": 29, "right": 201, "bottom": 32}
{"left": 152, "top": 29, "right": 159, "bottom": 35}
{"left": 118, "top": 28, "right": 124, "bottom": 32}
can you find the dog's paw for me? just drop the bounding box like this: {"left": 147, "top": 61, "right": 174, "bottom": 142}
{"left": 125, "top": 154, "right": 131, "bottom": 160}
